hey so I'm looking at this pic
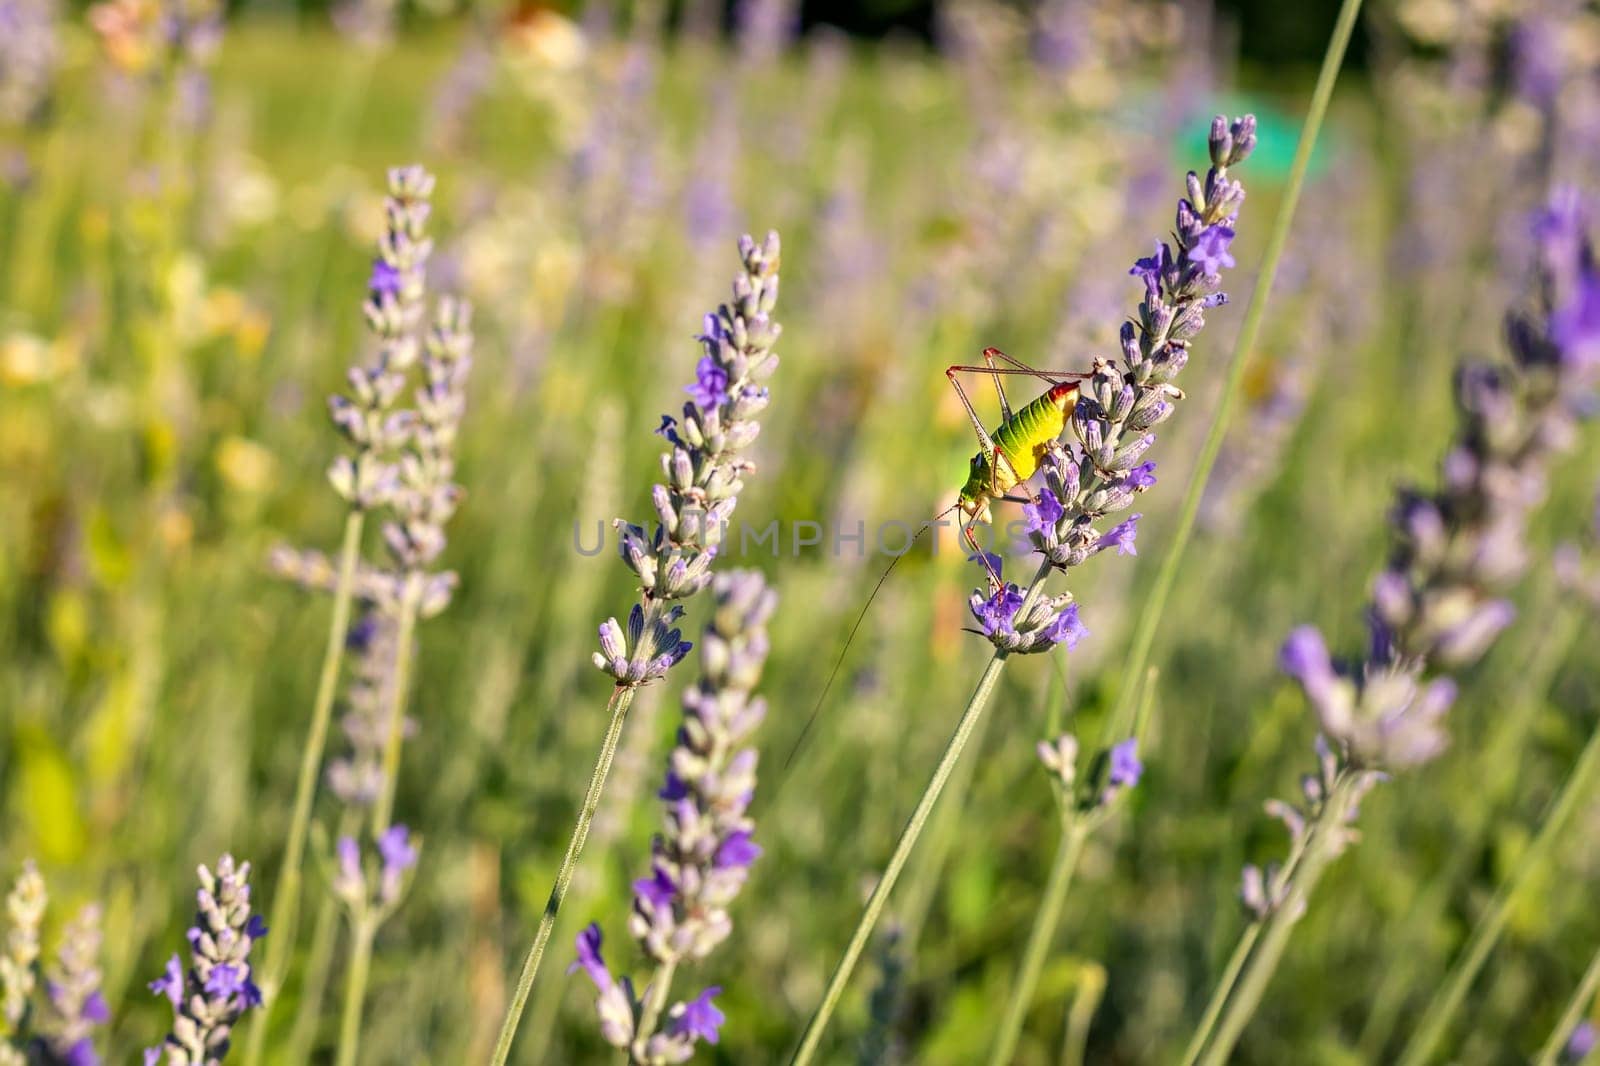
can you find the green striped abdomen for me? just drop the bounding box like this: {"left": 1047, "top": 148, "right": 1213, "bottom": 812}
{"left": 992, "top": 391, "right": 1071, "bottom": 483}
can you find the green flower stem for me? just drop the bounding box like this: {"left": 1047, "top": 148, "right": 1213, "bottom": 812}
{"left": 490, "top": 684, "right": 638, "bottom": 1066}
{"left": 993, "top": 667, "right": 1156, "bottom": 1064}
{"left": 788, "top": 560, "right": 1051, "bottom": 1066}
{"left": 1195, "top": 772, "right": 1362, "bottom": 1066}
{"left": 1536, "top": 944, "right": 1600, "bottom": 1066}
{"left": 988, "top": 819, "right": 1091, "bottom": 1066}
{"left": 285, "top": 808, "right": 364, "bottom": 1064}
{"left": 242, "top": 510, "right": 365, "bottom": 1066}
{"left": 1098, "top": 0, "right": 1365, "bottom": 750}
{"left": 334, "top": 915, "right": 378, "bottom": 1066}
{"left": 631, "top": 958, "right": 680, "bottom": 1063}
{"left": 1179, "top": 812, "right": 1318, "bottom": 1066}
{"left": 1398, "top": 714, "right": 1600, "bottom": 1066}
{"left": 371, "top": 576, "right": 421, "bottom": 837}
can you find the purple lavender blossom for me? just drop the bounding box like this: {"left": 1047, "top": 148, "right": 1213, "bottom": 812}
{"left": 368, "top": 258, "right": 402, "bottom": 298}
{"left": 1107, "top": 739, "right": 1143, "bottom": 788}
{"left": 1022, "top": 115, "right": 1254, "bottom": 596}
{"left": 1551, "top": 273, "right": 1600, "bottom": 369}
{"left": 967, "top": 580, "right": 1084, "bottom": 654}
{"left": 578, "top": 571, "right": 775, "bottom": 1061}
{"left": 669, "top": 987, "right": 725, "bottom": 1044}
{"left": 324, "top": 166, "right": 435, "bottom": 514}
{"left": 685, "top": 355, "right": 731, "bottom": 409}
{"left": 148, "top": 955, "right": 183, "bottom": 1009}
{"left": 1565, "top": 1021, "right": 1598, "bottom": 1064}
{"left": 596, "top": 235, "right": 781, "bottom": 686}
{"left": 1253, "top": 190, "right": 1600, "bottom": 965}
{"left": 569, "top": 923, "right": 610, "bottom": 988}
{"left": 1099, "top": 515, "right": 1141, "bottom": 556}
{"left": 1188, "top": 224, "right": 1238, "bottom": 275}
{"left": 1022, "top": 491, "right": 1064, "bottom": 536}
{"left": 331, "top": 826, "right": 421, "bottom": 912}
{"left": 145, "top": 856, "right": 264, "bottom": 1065}
{"left": 1130, "top": 241, "right": 1172, "bottom": 298}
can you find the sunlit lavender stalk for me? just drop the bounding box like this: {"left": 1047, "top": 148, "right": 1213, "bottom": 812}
{"left": 335, "top": 226, "right": 474, "bottom": 1066}
{"left": 570, "top": 570, "right": 775, "bottom": 1063}
{"left": 244, "top": 164, "right": 436, "bottom": 1066}
{"left": 792, "top": 114, "right": 1256, "bottom": 1066}
{"left": 490, "top": 232, "right": 781, "bottom": 1066}
{"left": 37, "top": 904, "right": 107, "bottom": 1066}
{"left": 369, "top": 292, "right": 474, "bottom": 835}
{"left": 0, "top": 862, "right": 45, "bottom": 1049}
{"left": 145, "top": 855, "right": 265, "bottom": 1065}
{"left": 1189, "top": 190, "right": 1600, "bottom": 1066}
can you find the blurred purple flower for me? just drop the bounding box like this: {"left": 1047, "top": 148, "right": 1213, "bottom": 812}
{"left": 1108, "top": 738, "right": 1143, "bottom": 788}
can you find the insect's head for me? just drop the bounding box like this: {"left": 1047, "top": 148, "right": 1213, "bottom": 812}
{"left": 958, "top": 454, "right": 994, "bottom": 524}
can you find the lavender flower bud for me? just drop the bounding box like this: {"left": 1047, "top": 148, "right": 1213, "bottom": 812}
{"left": 145, "top": 856, "right": 265, "bottom": 1065}
{"left": 39, "top": 904, "right": 107, "bottom": 1065}
{"left": 1036, "top": 734, "right": 1079, "bottom": 788}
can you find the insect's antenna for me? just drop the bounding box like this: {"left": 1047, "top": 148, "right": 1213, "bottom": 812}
{"left": 778, "top": 503, "right": 962, "bottom": 780}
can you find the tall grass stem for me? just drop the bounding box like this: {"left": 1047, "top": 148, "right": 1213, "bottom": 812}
{"left": 1356, "top": 605, "right": 1582, "bottom": 1055}
{"left": 1099, "top": 0, "right": 1365, "bottom": 748}
{"left": 788, "top": 561, "right": 1051, "bottom": 1066}
{"left": 1397, "top": 716, "right": 1600, "bottom": 1066}
{"left": 1536, "top": 944, "right": 1600, "bottom": 1066}
{"left": 987, "top": 820, "right": 1090, "bottom": 1065}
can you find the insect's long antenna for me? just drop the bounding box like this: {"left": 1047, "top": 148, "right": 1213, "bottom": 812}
{"left": 778, "top": 503, "right": 962, "bottom": 779}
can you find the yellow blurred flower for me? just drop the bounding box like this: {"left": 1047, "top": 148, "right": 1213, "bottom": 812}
{"left": 159, "top": 505, "right": 195, "bottom": 553}
{"left": 504, "top": 8, "right": 588, "bottom": 72}
{"left": 87, "top": 0, "right": 164, "bottom": 74}
{"left": 1, "top": 331, "right": 78, "bottom": 387}
{"left": 0, "top": 332, "right": 51, "bottom": 386}
{"left": 215, "top": 436, "right": 277, "bottom": 495}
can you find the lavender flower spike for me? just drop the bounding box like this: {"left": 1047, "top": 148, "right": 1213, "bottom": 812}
{"left": 577, "top": 570, "right": 777, "bottom": 1063}
{"left": 596, "top": 233, "right": 781, "bottom": 686}
{"left": 1289, "top": 188, "right": 1600, "bottom": 776}
{"left": 39, "top": 905, "right": 107, "bottom": 1066}
{"left": 1196, "top": 191, "right": 1600, "bottom": 1066}
{"left": 0, "top": 861, "right": 46, "bottom": 1038}
{"left": 324, "top": 165, "right": 435, "bottom": 514}
{"left": 1024, "top": 115, "right": 1256, "bottom": 581}
{"left": 146, "top": 856, "right": 265, "bottom": 1065}
{"left": 494, "top": 239, "right": 783, "bottom": 1066}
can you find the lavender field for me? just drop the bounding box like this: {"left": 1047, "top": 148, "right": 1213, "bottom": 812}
{"left": 3, "top": 0, "right": 1600, "bottom": 1062}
